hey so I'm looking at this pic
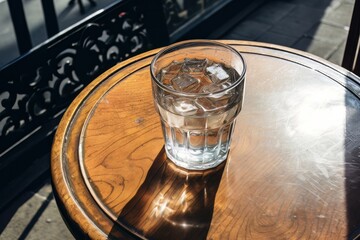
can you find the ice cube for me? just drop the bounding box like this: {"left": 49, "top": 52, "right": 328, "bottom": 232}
{"left": 206, "top": 64, "right": 230, "bottom": 83}
{"left": 201, "top": 83, "right": 224, "bottom": 93}
{"left": 195, "top": 97, "right": 225, "bottom": 112}
{"left": 161, "top": 95, "right": 174, "bottom": 108}
{"left": 200, "top": 82, "right": 234, "bottom": 108}
{"left": 195, "top": 97, "right": 217, "bottom": 112}
{"left": 166, "top": 61, "right": 183, "bottom": 72}
{"left": 201, "top": 81, "right": 233, "bottom": 95}
{"left": 191, "top": 72, "right": 213, "bottom": 88}
{"left": 157, "top": 70, "right": 171, "bottom": 85}
{"left": 171, "top": 73, "right": 200, "bottom": 92}
{"left": 181, "top": 58, "right": 208, "bottom": 73}
{"left": 173, "top": 98, "right": 198, "bottom": 115}
{"left": 159, "top": 61, "right": 182, "bottom": 85}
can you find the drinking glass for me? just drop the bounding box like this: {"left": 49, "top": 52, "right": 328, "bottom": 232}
{"left": 150, "top": 40, "right": 246, "bottom": 170}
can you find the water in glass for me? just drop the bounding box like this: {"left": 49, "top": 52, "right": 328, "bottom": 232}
{"left": 155, "top": 58, "right": 244, "bottom": 170}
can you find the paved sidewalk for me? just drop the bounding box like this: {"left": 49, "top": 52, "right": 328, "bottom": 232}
{"left": 0, "top": 175, "right": 74, "bottom": 240}
{"left": 0, "top": 0, "right": 355, "bottom": 239}
{"left": 222, "top": 0, "right": 354, "bottom": 66}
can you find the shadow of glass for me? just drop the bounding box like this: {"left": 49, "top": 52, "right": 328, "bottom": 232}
{"left": 109, "top": 147, "right": 226, "bottom": 240}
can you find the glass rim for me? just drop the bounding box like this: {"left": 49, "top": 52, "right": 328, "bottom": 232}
{"left": 150, "top": 40, "right": 246, "bottom": 97}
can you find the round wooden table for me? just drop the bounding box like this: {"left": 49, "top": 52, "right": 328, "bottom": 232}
{"left": 51, "top": 40, "right": 360, "bottom": 239}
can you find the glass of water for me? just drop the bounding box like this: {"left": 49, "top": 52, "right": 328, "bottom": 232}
{"left": 150, "top": 40, "right": 246, "bottom": 170}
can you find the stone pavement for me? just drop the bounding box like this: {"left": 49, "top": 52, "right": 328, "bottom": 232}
{"left": 222, "top": 0, "right": 354, "bottom": 66}
{"left": 0, "top": 174, "right": 74, "bottom": 239}
{"left": 0, "top": 0, "right": 355, "bottom": 239}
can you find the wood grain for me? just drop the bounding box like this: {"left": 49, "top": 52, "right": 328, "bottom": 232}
{"left": 51, "top": 41, "right": 360, "bottom": 239}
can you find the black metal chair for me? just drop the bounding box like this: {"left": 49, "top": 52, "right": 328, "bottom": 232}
{"left": 342, "top": 0, "right": 360, "bottom": 75}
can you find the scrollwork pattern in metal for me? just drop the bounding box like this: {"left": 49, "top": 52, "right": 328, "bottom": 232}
{"left": 0, "top": 4, "right": 149, "bottom": 153}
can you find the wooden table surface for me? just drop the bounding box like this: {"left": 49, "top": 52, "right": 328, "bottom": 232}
{"left": 51, "top": 40, "right": 360, "bottom": 240}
